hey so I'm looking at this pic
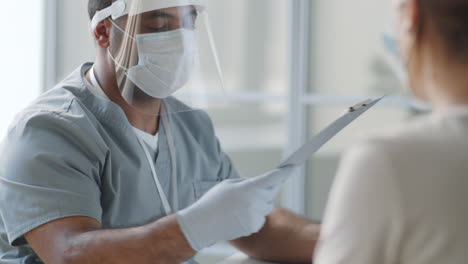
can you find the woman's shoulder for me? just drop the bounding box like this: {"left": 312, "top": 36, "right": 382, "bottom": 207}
{"left": 354, "top": 114, "right": 446, "bottom": 154}
{"left": 336, "top": 115, "right": 446, "bottom": 186}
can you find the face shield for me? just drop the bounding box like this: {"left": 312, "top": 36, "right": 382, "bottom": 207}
{"left": 91, "top": 0, "right": 225, "bottom": 115}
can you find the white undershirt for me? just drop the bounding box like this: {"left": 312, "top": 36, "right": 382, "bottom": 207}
{"left": 86, "top": 67, "right": 159, "bottom": 157}
{"left": 133, "top": 127, "right": 159, "bottom": 154}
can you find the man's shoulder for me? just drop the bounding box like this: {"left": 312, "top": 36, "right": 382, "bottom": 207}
{"left": 4, "top": 93, "right": 107, "bottom": 167}
{"left": 8, "top": 69, "right": 100, "bottom": 146}
{"left": 12, "top": 91, "right": 87, "bottom": 132}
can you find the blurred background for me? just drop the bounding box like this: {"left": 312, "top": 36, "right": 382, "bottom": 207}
{"left": 0, "top": 0, "right": 427, "bottom": 262}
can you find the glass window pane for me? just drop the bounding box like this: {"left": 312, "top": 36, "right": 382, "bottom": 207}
{"left": 310, "top": 0, "right": 400, "bottom": 96}
{"left": 207, "top": 0, "right": 290, "bottom": 95}
{"left": 207, "top": 102, "right": 287, "bottom": 177}
{"left": 206, "top": 0, "right": 290, "bottom": 178}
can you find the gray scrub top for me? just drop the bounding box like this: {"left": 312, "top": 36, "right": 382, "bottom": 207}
{"left": 0, "top": 63, "right": 240, "bottom": 263}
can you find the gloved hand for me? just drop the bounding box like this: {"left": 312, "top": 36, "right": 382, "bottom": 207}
{"left": 176, "top": 166, "right": 295, "bottom": 251}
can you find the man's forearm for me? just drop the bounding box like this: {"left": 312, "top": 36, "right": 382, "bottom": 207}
{"left": 63, "top": 215, "right": 195, "bottom": 264}
{"left": 231, "top": 208, "right": 320, "bottom": 263}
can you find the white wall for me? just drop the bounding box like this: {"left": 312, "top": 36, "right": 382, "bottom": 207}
{"left": 0, "top": 1, "right": 43, "bottom": 138}
{"left": 55, "top": 0, "right": 96, "bottom": 83}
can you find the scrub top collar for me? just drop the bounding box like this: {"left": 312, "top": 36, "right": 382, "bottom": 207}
{"left": 70, "top": 63, "right": 173, "bottom": 137}
{"left": 86, "top": 65, "right": 159, "bottom": 152}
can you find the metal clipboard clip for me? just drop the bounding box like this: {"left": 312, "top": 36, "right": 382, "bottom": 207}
{"left": 278, "top": 96, "right": 385, "bottom": 169}
{"left": 349, "top": 99, "right": 373, "bottom": 112}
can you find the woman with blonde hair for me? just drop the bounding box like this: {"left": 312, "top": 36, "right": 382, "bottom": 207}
{"left": 314, "top": 0, "right": 468, "bottom": 263}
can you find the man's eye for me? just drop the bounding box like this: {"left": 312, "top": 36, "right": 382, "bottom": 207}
{"left": 147, "top": 17, "right": 170, "bottom": 32}
{"left": 149, "top": 25, "right": 169, "bottom": 32}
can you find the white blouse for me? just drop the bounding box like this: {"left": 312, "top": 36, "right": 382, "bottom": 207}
{"left": 315, "top": 107, "right": 468, "bottom": 264}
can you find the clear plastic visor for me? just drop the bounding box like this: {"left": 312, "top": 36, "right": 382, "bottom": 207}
{"left": 103, "top": 2, "right": 225, "bottom": 116}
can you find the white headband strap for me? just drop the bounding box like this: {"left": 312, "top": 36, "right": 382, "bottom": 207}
{"left": 91, "top": 0, "right": 205, "bottom": 30}
{"left": 91, "top": 1, "right": 126, "bottom": 30}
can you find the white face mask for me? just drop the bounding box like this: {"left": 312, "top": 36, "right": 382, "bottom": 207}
{"left": 110, "top": 25, "right": 198, "bottom": 99}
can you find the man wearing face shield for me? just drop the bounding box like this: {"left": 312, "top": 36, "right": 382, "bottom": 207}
{"left": 0, "top": 0, "right": 320, "bottom": 263}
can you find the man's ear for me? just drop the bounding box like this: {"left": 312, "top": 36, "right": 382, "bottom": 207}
{"left": 93, "top": 19, "right": 112, "bottom": 48}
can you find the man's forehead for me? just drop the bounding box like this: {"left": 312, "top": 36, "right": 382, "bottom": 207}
{"left": 140, "top": 5, "right": 197, "bottom": 19}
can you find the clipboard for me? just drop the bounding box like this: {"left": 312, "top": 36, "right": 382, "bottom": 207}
{"left": 278, "top": 96, "right": 384, "bottom": 169}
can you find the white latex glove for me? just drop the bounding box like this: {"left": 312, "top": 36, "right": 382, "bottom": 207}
{"left": 176, "top": 166, "right": 295, "bottom": 251}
